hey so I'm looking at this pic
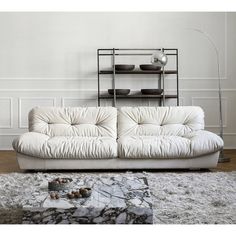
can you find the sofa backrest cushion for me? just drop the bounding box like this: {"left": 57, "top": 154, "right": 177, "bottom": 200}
{"left": 29, "top": 107, "right": 117, "bottom": 138}
{"left": 118, "top": 106, "right": 204, "bottom": 138}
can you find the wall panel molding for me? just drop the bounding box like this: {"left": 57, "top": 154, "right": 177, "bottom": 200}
{"left": 191, "top": 97, "right": 227, "bottom": 128}
{"left": 1, "top": 88, "right": 236, "bottom": 92}
{"left": 61, "top": 97, "right": 97, "bottom": 107}
{"left": 0, "top": 77, "right": 92, "bottom": 81}
{"left": 0, "top": 97, "right": 13, "bottom": 128}
{"left": 224, "top": 12, "right": 228, "bottom": 80}
{"left": 18, "top": 97, "right": 56, "bottom": 128}
{"left": 0, "top": 76, "right": 227, "bottom": 81}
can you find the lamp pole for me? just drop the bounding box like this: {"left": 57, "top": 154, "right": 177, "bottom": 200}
{"left": 188, "top": 28, "right": 230, "bottom": 163}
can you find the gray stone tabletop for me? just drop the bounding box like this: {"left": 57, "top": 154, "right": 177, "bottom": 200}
{"left": 22, "top": 176, "right": 153, "bottom": 224}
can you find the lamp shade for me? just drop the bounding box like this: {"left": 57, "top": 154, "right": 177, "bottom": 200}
{"left": 151, "top": 50, "right": 168, "bottom": 67}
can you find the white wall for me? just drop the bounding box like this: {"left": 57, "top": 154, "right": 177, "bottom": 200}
{"left": 0, "top": 12, "right": 236, "bottom": 149}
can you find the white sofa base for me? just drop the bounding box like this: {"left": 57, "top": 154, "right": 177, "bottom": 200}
{"left": 16, "top": 152, "right": 219, "bottom": 170}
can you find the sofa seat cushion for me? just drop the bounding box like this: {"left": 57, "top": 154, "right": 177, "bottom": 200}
{"left": 118, "top": 130, "right": 223, "bottom": 159}
{"left": 13, "top": 132, "right": 117, "bottom": 159}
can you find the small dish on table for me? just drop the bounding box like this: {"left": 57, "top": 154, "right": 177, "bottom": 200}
{"left": 48, "top": 177, "right": 73, "bottom": 191}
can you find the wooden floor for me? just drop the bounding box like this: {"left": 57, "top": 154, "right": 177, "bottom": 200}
{"left": 0, "top": 150, "right": 235, "bottom": 173}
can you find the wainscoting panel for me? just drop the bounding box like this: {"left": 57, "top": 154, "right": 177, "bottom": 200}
{"left": 0, "top": 134, "right": 19, "bottom": 150}
{"left": 192, "top": 97, "right": 227, "bottom": 128}
{"left": 18, "top": 97, "right": 56, "bottom": 128}
{"left": 0, "top": 97, "right": 13, "bottom": 129}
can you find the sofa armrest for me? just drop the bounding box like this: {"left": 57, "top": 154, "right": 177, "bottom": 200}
{"left": 183, "top": 130, "right": 224, "bottom": 155}
{"left": 12, "top": 132, "right": 50, "bottom": 155}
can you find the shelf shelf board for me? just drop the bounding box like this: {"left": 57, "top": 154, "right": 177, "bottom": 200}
{"left": 99, "top": 94, "right": 178, "bottom": 99}
{"left": 99, "top": 70, "right": 177, "bottom": 75}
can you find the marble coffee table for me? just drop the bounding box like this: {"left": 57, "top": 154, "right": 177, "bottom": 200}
{"left": 22, "top": 175, "right": 153, "bottom": 224}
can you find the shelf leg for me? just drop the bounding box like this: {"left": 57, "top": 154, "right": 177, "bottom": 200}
{"left": 162, "top": 66, "right": 165, "bottom": 106}
{"left": 112, "top": 48, "right": 116, "bottom": 107}
{"left": 97, "top": 49, "right": 100, "bottom": 107}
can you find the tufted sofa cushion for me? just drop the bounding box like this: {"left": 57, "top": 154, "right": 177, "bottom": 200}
{"left": 117, "top": 106, "right": 223, "bottom": 159}
{"left": 118, "top": 106, "right": 205, "bottom": 138}
{"left": 29, "top": 107, "right": 117, "bottom": 138}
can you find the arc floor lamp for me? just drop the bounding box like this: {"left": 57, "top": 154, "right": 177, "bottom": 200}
{"left": 188, "top": 28, "right": 230, "bottom": 163}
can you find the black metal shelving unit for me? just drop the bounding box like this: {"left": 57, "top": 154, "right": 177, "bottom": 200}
{"left": 97, "top": 48, "right": 179, "bottom": 107}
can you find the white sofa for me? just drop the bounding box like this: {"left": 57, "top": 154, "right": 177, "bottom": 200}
{"left": 12, "top": 106, "right": 223, "bottom": 170}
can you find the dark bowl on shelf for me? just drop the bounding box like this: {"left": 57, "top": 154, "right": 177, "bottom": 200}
{"left": 108, "top": 89, "right": 130, "bottom": 96}
{"left": 139, "top": 64, "right": 162, "bottom": 71}
{"left": 115, "top": 64, "right": 135, "bottom": 71}
{"left": 141, "top": 89, "right": 163, "bottom": 95}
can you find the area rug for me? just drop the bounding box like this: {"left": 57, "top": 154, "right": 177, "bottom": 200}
{"left": 0, "top": 171, "right": 235, "bottom": 224}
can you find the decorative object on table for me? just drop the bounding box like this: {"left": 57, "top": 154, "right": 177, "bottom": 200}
{"left": 74, "top": 191, "right": 82, "bottom": 198}
{"left": 108, "top": 89, "right": 130, "bottom": 96}
{"left": 151, "top": 49, "right": 168, "bottom": 105}
{"left": 141, "top": 89, "right": 163, "bottom": 95}
{"left": 139, "top": 64, "right": 161, "bottom": 71}
{"left": 48, "top": 178, "right": 73, "bottom": 191}
{"left": 67, "top": 188, "right": 92, "bottom": 199}
{"left": 67, "top": 191, "right": 82, "bottom": 199}
{"left": 79, "top": 187, "right": 92, "bottom": 198}
{"left": 67, "top": 192, "right": 74, "bottom": 199}
{"left": 187, "top": 28, "right": 230, "bottom": 163}
{"left": 50, "top": 192, "right": 60, "bottom": 200}
{"left": 115, "top": 64, "right": 135, "bottom": 71}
